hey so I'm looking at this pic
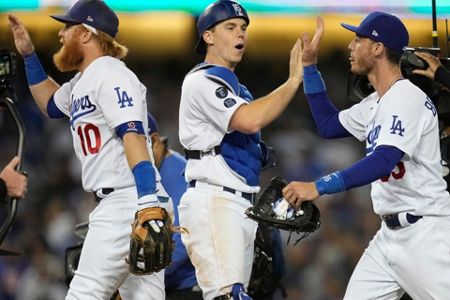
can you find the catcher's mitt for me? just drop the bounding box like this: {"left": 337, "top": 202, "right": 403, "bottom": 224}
{"left": 129, "top": 207, "right": 174, "bottom": 275}
{"left": 245, "top": 176, "right": 321, "bottom": 236}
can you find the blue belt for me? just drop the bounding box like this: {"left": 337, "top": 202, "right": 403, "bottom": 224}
{"left": 381, "top": 213, "right": 423, "bottom": 230}
{"left": 188, "top": 180, "right": 256, "bottom": 203}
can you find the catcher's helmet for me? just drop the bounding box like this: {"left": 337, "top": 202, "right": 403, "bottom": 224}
{"left": 195, "top": 0, "right": 250, "bottom": 54}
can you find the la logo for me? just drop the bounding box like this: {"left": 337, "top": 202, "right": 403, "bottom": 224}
{"left": 389, "top": 115, "right": 405, "bottom": 136}
{"left": 114, "top": 87, "right": 134, "bottom": 108}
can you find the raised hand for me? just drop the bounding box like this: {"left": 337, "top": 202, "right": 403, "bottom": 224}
{"left": 288, "top": 38, "right": 304, "bottom": 85}
{"left": 301, "top": 16, "right": 325, "bottom": 66}
{"left": 413, "top": 51, "right": 442, "bottom": 80}
{"left": 8, "top": 14, "right": 35, "bottom": 56}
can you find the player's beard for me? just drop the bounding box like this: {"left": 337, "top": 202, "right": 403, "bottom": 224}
{"left": 351, "top": 55, "right": 373, "bottom": 75}
{"left": 53, "top": 32, "right": 84, "bottom": 72}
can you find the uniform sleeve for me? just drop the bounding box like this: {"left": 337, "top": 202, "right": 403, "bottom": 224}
{"left": 188, "top": 72, "right": 249, "bottom": 133}
{"left": 96, "top": 69, "right": 147, "bottom": 129}
{"left": 338, "top": 95, "right": 375, "bottom": 141}
{"left": 374, "top": 89, "right": 433, "bottom": 159}
{"left": 53, "top": 74, "right": 81, "bottom": 116}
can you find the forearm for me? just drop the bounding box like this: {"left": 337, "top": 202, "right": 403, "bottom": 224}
{"left": 29, "top": 79, "right": 59, "bottom": 115}
{"left": 229, "top": 78, "right": 300, "bottom": 133}
{"left": 123, "top": 132, "right": 158, "bottom": 206}
{"left": 435, "top": 66, "right": 450, "bottom": 90}
{"left": 24, "top": 53, "right": 59, "bottom": 116}
{"left": 315, "top": 145, "right": 403, "bottom": 195}
{"left": 303, "top": 65, "right": 350, "bottom": 138}
{"left": 123, "top": 132, "right": 151, "bottom": 168}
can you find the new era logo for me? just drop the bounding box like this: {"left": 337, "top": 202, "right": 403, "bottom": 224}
{"left": 372, "top": 30, "right": 378, "bottom": 37}
{"left": 87, "top": 16, "right": 94, "bottom": 22}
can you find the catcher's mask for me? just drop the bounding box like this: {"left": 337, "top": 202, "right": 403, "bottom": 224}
{"left": 195, "top": 0, "right": 250, "bottom": 54}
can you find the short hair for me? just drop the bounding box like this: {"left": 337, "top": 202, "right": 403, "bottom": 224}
{"left": 385, "top": 47, "right": 403, "bottom": 65}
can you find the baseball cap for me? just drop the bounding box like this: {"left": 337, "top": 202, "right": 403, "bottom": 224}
{"left": 147, "top": 113, "right": 159, "bottom": 135}
{"left": 195, "top": 0, "right": 250, "bottom": 54}
{"left": 50, "top": 0, "right": 119, "bottom": 38}
{"left": 341, "top": 11, "right": 409, "bottom": 53}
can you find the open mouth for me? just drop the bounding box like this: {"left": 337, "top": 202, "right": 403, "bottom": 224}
{"left": 235, "top": 43, "right": 244, "bottom": 50}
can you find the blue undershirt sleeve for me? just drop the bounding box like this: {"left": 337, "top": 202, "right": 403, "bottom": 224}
{"left": 303, "top": 65, "right": 351, "bottom": 139}
{"left": 47, "top": 96, "right": 66, "bottom": 119}
{"left": 340, "top": 145, "right": 404, "bottom": 189}
{"left": 315, "top": 145, "right": 404, "bottom": 195}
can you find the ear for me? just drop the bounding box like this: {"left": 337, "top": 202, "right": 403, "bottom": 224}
{"left": 150, "top": 133, "right": 159, "bottom": 147}
{"left": 203, "top": 30, "right": 214, "bottom": 47}
{"left": 80, "top": 29, "right": 93, "bottom": 44}
{"left": 373, "top": 42, "right": 385, "bottom": 56}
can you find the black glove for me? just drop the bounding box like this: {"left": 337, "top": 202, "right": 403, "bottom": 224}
{"left": 245, "top": 176, "right": 321, "bottom": 235}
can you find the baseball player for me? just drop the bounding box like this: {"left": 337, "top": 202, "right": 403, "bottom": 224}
{"left": 282, "top": 12, "right": 450, "bottom": 299}
{"left": 178, "top": 1, "right": 303, "bottom": 299}
{"left": 146, "top": 113, "right": 201, "bottom": 300}
{"left": 8, "top": 1, "right": 173, "bottom": 299}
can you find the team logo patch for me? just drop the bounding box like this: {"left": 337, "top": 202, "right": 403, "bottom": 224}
{"left": 215, "top": 87, "right": 228, "bottom": 99}
{"left": 224, "top": 98, "right": 236, "bottom": 108}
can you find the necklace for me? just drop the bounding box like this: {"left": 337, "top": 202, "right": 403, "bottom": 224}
{"left": 387, "top": 75, "right": 403, "bottom": 90}
{"left": 376, "top": 76, "right": 403, "bottom": 103}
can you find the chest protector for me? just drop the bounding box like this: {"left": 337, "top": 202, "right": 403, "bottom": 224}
{"left": 193, "top": 64, "right": 262, "bottom": 186}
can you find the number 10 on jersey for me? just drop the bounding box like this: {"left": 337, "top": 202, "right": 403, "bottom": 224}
{"left": 77, "top": 123, "right": 101, "bottom": 155}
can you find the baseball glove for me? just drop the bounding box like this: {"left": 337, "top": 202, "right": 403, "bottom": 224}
{"left": 129, "top": 207, "right": 174, "bottom": 275}
{"left": 245, "top": 176, "right": 321, "bottom": 235}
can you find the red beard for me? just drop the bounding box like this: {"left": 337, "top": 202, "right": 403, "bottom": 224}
{"left": 53, "top": 33, "right": 83, "bottom": 72}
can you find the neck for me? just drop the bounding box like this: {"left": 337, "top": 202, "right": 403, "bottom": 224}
{"left": 204, "top": 53, "right": 237, "bottom": 71}
{"left": 369, "top": 65, "right": 403, "bottom": 98}
{"left": 79, "top": 46, "right": 105, "bottom": 73}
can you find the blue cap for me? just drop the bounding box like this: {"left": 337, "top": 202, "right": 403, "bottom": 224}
{"left": 50, "top": 0, "right": 119, "bottom": 38}
{"left": 196, "top": 0, "right": 249, "bottom": 54}
{"left": 341, "top": 11, "right": 409, "bottom": 53}
{"left": 147, "top": 113, "right": 159, "bottom": 135}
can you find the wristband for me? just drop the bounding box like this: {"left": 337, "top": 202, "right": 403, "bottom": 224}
{"left": 314, "top": 171, "right": 346, "bottom": 196}
{"left": 303, "top": 64, "right": 326, "bottom": 94}
{"left": 132, "top": 161, "right": 156, "bottom": 198}
{"left": 24, "top": 52, "right": 47, "bottom": 85}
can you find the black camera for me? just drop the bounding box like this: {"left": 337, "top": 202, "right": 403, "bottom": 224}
{"left": 0, "top": 49, "right": 16, "bottom": 79}
{"left": 347, "top": 47, "right": 446, "bottom": 102}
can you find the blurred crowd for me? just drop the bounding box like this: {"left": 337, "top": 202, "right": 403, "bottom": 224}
{"left": 0, "top": 48, "right": 380, "bottom": 300}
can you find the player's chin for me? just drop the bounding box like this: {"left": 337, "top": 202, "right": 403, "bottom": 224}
{"left": 232, "top": 51, "right": 245, "bottom": 63}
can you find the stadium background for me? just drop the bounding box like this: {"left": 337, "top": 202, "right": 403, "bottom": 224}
{"left": 0, "top": 0, "right": 449, "bottom": 299}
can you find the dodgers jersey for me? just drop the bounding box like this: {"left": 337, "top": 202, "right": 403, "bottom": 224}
{"left": 53, "top": 56, "right": 154, "bottom": 192}
{"left": 339, "top": 79, "right": 450, "bottom": 216}
{"left": 179, "top": 67, "right": 260, "bottom": 193}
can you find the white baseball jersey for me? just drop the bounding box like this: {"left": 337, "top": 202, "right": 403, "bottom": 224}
{"left": 339, "top": 79, "right": 450, "bottom": 216}
{"left": 53, "top": 56, "right": 153, "bottom": 192}
{"left": 178, "top": 66, "right": 259, "bottom": 299}
{"left": 179, "top": 67, "right": 259, "bottom": 193}
{"left": 53, "top": 56, "right": 171, "bottom": 300}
